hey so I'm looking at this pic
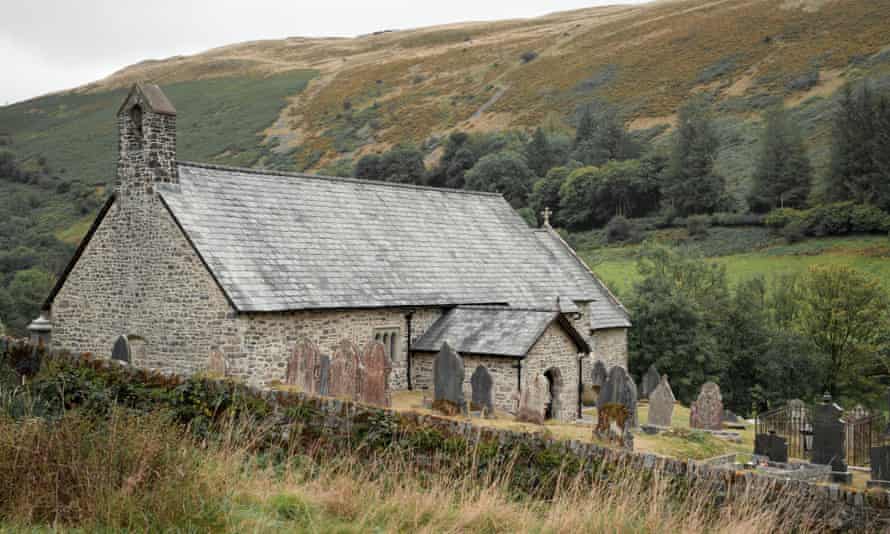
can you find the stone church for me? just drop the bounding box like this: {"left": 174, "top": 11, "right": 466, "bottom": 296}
{"left": 40, "top": 84, "right": 630, "bottom": 421}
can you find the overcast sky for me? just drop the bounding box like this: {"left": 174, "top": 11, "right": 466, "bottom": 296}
{"left": 0, "top": 0, "right": 649, "bottom": 105}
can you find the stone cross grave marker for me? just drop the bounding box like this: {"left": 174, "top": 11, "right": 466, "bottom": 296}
{"left": 433, "top": 342, "right": 465, "bottom": 415}
{"left": 647, "top": 375, "right": 675, "bottom": 427}
{"left": 329, "top": 340, "right": 361, "bottom": 400}
{"left": 112, "top": 335, "right": 130, "bottom": 364}
{"left": 470, "top": 365, "right": 495, "bottom": 417}
{"left": 207, "top": 351, "right": 227, "bottom": 377}
{"left": 286, "top": 338, "right": 320, "bottom": 394}
{"left": 591, "top": 360, "right": 607, "bottom": 391}
{"left": 359, "top": 341, "right": 391, "bottom": 407}
{"left": 641, "top": 364, "right": 660, "bottom": 399}
{"left": 812, "top": 394, "right": 851, "bottom": 482}
{"left": 517, "top": 372, "right": 549, "bottom": 424}
{"left": 597, "top": 365, "right": 638, "bottom": 427}
{"left": 690, "top": 382, "right": 723, "bottom": 431}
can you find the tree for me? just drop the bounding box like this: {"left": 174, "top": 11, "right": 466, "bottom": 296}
{"left": 748, "top": 106, "right": 812, "bottom": 212}
{"left": 2, "top": 268, "right": 54, "bottom": 336}
{"left": 378, "top": 145, "right": 426, "bottom": 184}
{"left": 354, "top": 154, "right": 382, "bottom": 180}
{"left": 529, "top": 166, "right": 574, "bottom": 227}
{"left": 464, "top": 151, "right": 534, "bottom": 208}
{"left": 558, "top": 159, "right": 658, "bottom": 230}
{"left": 663, "top": 102, "right": 726, "bottom": 215}
{"left": 571, "top": 104, "right": 639, "bottom": 166}
{"left": 627, "top": 245, "right": 730, "bottom": 403}
{"left": 794, "top": 265, "right": 890, "bottom": 400}
{"left": 525, "top": 127, "right": 557, "bottom": 177}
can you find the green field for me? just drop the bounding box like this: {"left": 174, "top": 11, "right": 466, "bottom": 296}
{"left": 579, "top": 231, "right": 890, "bottom": 297}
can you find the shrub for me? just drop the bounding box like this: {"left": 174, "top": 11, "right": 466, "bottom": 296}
{"left": 782, "top": 219, "right": 807, "bottom": 244}
{"left": 764, "top": 208, "right": 805, "bottom": 230}
{"left": 686, "top": 215, "right": 711, "bottom": 239}
{"left": 520, "top": 51, "right": 538, "bottom": 64}
{"left": 850, "top": 204, "right": 890, "bottom": 233}
{"left": 711, "top": 212, "right": 765, "bottom": 226}
{"left": 605, "top": 216, "right": 634, "bottom": 243}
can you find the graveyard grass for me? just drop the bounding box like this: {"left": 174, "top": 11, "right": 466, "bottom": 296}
{"left": 0, "top": 406, "right": 826, "bottom": 533}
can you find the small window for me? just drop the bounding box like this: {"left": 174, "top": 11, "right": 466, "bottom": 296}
{"left": 130, "top": 105, "right": 143, "bottom": 146}
{"left": 373, "top": 327, "right": 401, "bottom": 362}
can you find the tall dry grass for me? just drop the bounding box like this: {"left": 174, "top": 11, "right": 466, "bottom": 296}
{"left": 0, "top": 407, "right": 837, "bottom": 532}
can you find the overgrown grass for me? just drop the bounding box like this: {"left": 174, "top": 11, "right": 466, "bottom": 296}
{"left": 0, "top": 406, "right": 830, "bottom": 532}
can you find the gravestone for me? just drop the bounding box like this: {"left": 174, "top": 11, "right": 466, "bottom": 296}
{"left": 433, "top": 342, "right": 465, "bottom": 415}
{"left": 359, "top": 341, "right": 391, "bottom": 407}
{"left": 641, "top": 364, "right": 660, "bottom": 399}
{"left": 207, "top": 351, "right": 227, "bottom": 377}
{"left": 722, "top": 409, "right": 739, "bottom": 423}
{"left": 286, "top": 338, "right": 321, "bottom": 394}
{"left": 647, "top": 375, "right": 675, "bottom": 427}
{"left": 847, "top": 404, "right": 870, "bottom": 422}
{"left": 316, "top": 354, "right": 330, "bottom": 396}
{"left": 755, "top": 431, "right": 789, "bottom": 463}
{"left": 595, "top": 403, "right": 633, "bottom": 449}
{"left": 812, "top": 394, "right": 851, "bottom": 483}
{"left": 591, "top": 360, "right": 607, "bottom": 391}
{"left": 517, "top": 373, "right": 549, "bottom": 424}
{"left": 112, "top": 335, "right": 130, "bottom": 364}
{"left": 597, "top": 366, "right": 638, "bottom": 427}
{"left": 470, "top": 365, "right": 495, "bottom": 417}
{"left": 690, "top": 382, "right": 723, "bottom": 431}
{"left": 869, "top": 446, "right": 890, "bottom": 489}
{"left": 329, "top": 340, "right": 361, "bottom": 400}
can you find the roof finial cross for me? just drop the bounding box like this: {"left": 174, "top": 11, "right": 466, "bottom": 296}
{"left": 542, "top": 207, "right": 552, "bottom": 228}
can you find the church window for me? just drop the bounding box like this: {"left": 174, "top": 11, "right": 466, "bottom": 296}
{"left": 130, "top": 104, "right": 143, "bottom": 147}
{"left": 373, "top": 327, "right": 401, "bottom": 362}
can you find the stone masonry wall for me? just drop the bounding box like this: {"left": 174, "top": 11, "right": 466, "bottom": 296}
{"left": 231, "top": 307, "right": 444, "bottom": 388}
{"left": 411, "top": 352, "right": 519, "bottom": 413}
{"left": 524, "top": 322, "right": 582, "bottom": 422}
{"left": 51, "top": 200, "right": 238, "bottom": 374}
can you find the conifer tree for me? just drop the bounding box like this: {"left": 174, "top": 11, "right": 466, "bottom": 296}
{"left": 748, "top": 106, "right": 812, "bottom": 212}
{"left": 663, "top": 102, "right": 725, "bottom": 215}
{"left": 525, "top": 127, "right": 556, "bottom": 177}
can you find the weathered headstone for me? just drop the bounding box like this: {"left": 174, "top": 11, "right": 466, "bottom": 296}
{"left": 286, "top": 338, "right": 320, "bottom": 394}
{"left": 647, "top": 375, "right": 675, "bottom": 427}
{"left": 359, "top": 341, "right": 391, "bottom": 407}
{"left": 812, "top": 394, "right": 851, "bottom": 483}
{"left": 690, "top": 382, "right": 723, "bottom": 431}
{"left": 112, "top": 335, "right": 130, "bottom": 364}
{"left": 869, "top": 446, "right": 890, "bottom": 489}
{"left": 470, "top": 365, "right": 495, "bottom": 417}
{"left": 316, "top": 354, "right": 330, "bottom": 396}
{"left": 329, "top": 340, "right": 361, "bottom": 400}
{"left": 755, "top": 431, "right": 788, "bottom": 463}
{"left": 517, "top": 373, "right": 549, "bottom": 424}
{"left": 591, "top": 360, "right": 607, "bottom": 390}
{"left": 207, "top": 351, "right": 227, "bottom": 377}
{"left": 597, "top": 366, "right": 638, "bottom": 427}
{"left": 641, "top": 364, "right": 660, "bottom": 399}
{"left": 595, "top": 403, "right": 633, "bottom": 448}
{"left": 433, "top": 342, "right": 465, "bottom": 415}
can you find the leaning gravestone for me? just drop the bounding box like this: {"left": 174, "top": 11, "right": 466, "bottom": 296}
{"left": 812, "top": 394, "right": 851, "bottom": 483}
{"left": 433, "top": 342, "right": 465, "bottom": 415}
{"left": 329, "top": 340, "right": 361, "bottom": 400}
{"left": 112, "top": 335, "right": 130, "bottom": 364}
{"left": 641, "top": 365, "right": 660, "bottom": 399}
{"left": 690, "top": 382, "right": 723, "bottom": 431}
{"left": 470, "top": 365, "right": 495, "bottom": 417}
{"left": 517, "top": 373, "right": 549, "bottom": 424}
{"left": 597, "top": 366, "right": 638, "bottom": 427}
{"left": 359, "top": 341, "right": 391, "bottom": 407}
{"left": 207, "top": 351, "right": 227, "bottom": 377}
{"left": 647, "top": 375, "right": 675, "bottom": 427}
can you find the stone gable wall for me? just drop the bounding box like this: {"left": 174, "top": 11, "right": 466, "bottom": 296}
{"left": 50, "top": 199, "right": 237, "bottom": 374}
{"left": 524, "top": 322, "right": 582, "bottom": 422}
{"left": 583, "top": 328, "right": 628, "bottom": 378}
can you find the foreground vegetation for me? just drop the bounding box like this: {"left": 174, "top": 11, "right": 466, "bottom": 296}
{"left": 0, "top": 352, "right": 832, "bottom": 532}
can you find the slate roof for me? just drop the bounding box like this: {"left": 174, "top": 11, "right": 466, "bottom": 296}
{"left": 412, "top": 306, "right": 589, "bottom": 357}
{"left": 155, "top": 162, "right": 629, "bottom": 327}
{"left": 117, "top": 83, "right": 177, "bottom": 116}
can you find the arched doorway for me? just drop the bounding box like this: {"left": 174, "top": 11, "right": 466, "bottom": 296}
{"left": 543, "top": 368, "right": 563, "bottom": 420}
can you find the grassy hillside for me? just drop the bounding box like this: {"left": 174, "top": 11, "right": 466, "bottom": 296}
{"left": 579, "top": 230, "right": 890, "bottom": 296}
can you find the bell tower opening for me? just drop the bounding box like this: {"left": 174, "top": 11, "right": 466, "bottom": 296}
{"left": 130, "top": 104, "right": 143, "bottom": 148}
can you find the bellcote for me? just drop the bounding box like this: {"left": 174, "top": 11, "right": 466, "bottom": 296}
{"left": 116, "top": 83, "right": 178, "bottom": 200}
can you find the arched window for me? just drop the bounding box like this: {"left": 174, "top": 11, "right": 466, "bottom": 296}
{"left": 130, "top": 105, "right": 144, "bottom": 148}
